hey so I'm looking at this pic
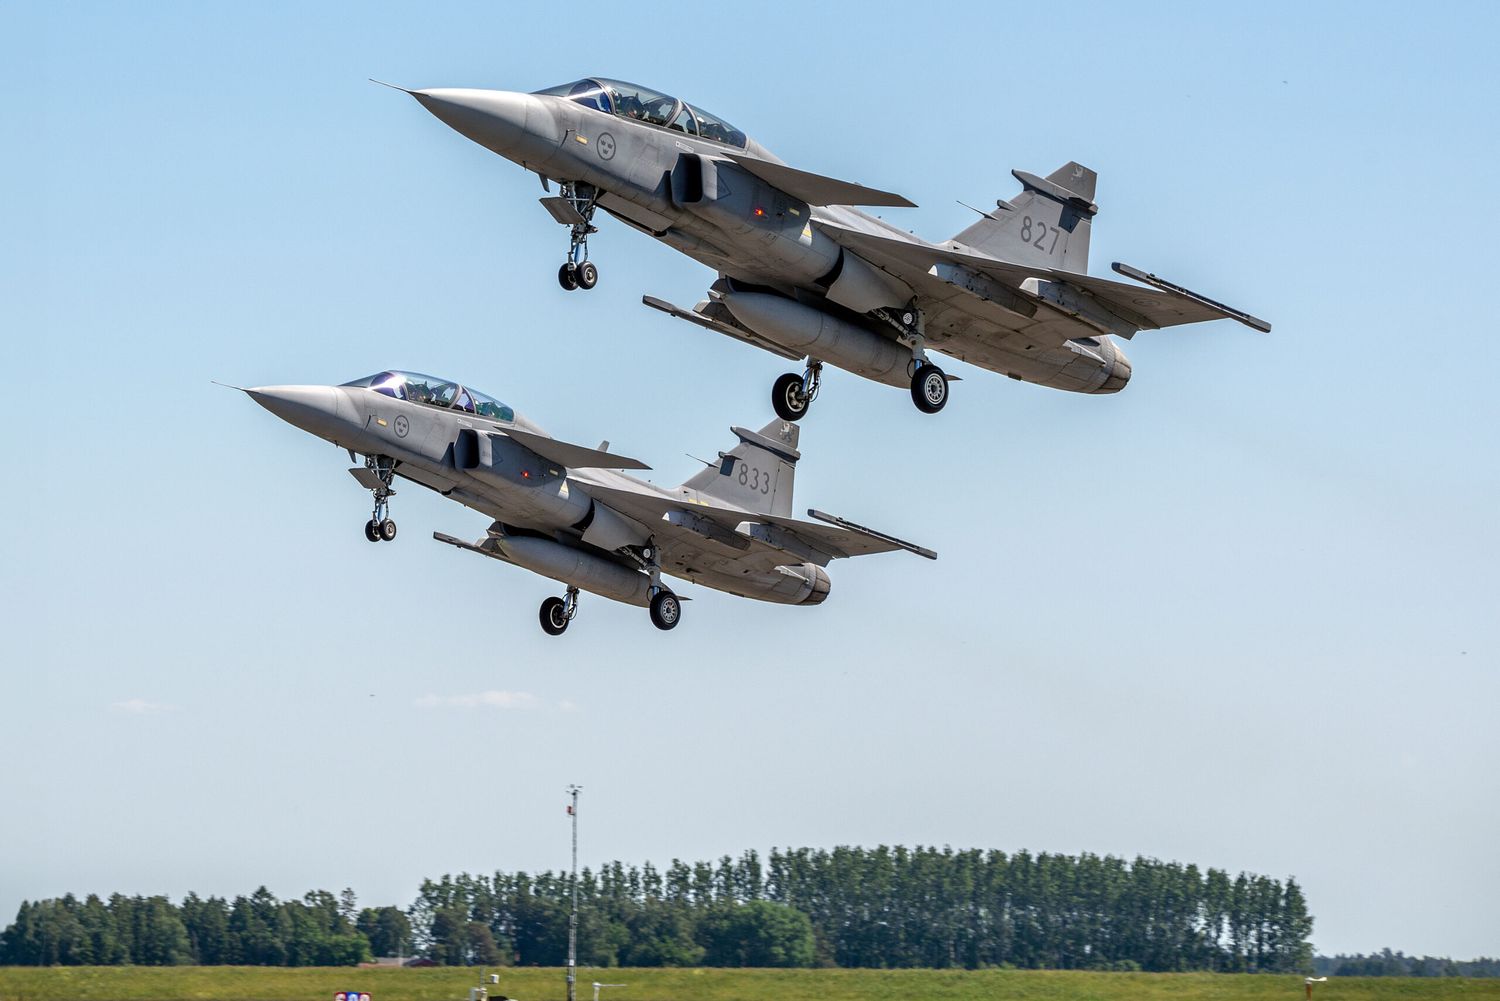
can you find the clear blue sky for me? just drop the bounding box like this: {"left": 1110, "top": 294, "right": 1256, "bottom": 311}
{"left": 2, "top": 0, "right": 1496, "bottom": 960}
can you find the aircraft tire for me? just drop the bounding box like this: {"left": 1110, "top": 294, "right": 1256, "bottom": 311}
{"left": 772, "top": 373, "right": 810, "bottom": 422}
{"left": 379, "top": 518, "right": 398, "bottom": 542}
{"left": 576, "top": 261, "right": 598, "bottom": 289}
{"left": 540, "top": 597, "right": 570, "bottom": 635}
{"left": 911, "top": 364, "right": 948, "bottom": 414}
{"left": 649, "top": 590, "right": 681, "bottom": 631}
{"left": 558, "top": 263, "right": 579, "bottom": 291}
{"left": 364, "top": 519, "right": 381, "bottom": 542}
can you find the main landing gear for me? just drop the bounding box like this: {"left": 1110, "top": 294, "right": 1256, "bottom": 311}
{"left": 910, "top": 360, "right": 949, "bottom": 414}
{"left": 361, "top": 455, "right": 398, "bottom": 543}
{"left": 539, "top": 586, "right": 579, "bottom": 636}
{"left": 771, "top": 361, "right": 822, "bottom": 422}
{"left": 649, "top": 590, "right": 682, "bottom": 630}
{"left": 556, "top": 182, "right": 601, "bottom": 292}
{"left": 767, "top": 309, "right": 952, "bottom": 419}
{"left": 639, "top": 540, "right": 681, "bottom": 631}
{"left": 535, "top": 544, "right": 683, "bottom": 636}
{"left": 887, "top": 306, "right": 949, "bottom": 415}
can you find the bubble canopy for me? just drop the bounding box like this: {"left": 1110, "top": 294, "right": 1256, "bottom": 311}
{"left": 341, "top": 371, "right": 514, "bottom": 421}
{"left": 533, "top": 78, "right": 747, "bottom": 149}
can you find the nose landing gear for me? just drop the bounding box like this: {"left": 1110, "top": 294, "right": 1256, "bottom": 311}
{"left": 358, "top": 455, "right": 398, "bottom": 543}
{"left": 555, "top": 182, "right": 600, "bottom": 291}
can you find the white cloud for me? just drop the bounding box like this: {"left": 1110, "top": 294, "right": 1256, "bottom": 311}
{"left": 414, "top": 690, "right": 540, "bottom": 710}
{"left": 558, "top": 699, "right": 581, "bottom": 713}
{"left": 111, "top": 698, "right": 175, "bottom": 714}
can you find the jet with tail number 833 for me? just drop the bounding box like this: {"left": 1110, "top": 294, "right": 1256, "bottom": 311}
{"left": 238, "top": 372, "right": 933, "bottom": 635}
{"left": 385, "top": 77, "right": 1270, "bottom": 420}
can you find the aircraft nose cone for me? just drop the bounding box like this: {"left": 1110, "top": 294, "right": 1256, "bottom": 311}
{"left": 246, "top": 385, "right": 348, "bottom": 440}
{"left": 409, "top": 88, "right": 557, "bottom": 163}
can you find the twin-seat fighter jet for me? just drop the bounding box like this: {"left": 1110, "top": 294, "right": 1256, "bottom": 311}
{"left": 389, "top": 77, "right": 1270, "bottom": 420}
{"left": 242, "top": 372, "right": 933, "bottom": 634}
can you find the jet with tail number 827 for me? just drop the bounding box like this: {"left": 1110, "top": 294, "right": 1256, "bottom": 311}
{"left": 386, "top": 77, "right": 1270, "bottom": 420}
{"left": 239, "top": 371, "right": 933, "bottom": 634}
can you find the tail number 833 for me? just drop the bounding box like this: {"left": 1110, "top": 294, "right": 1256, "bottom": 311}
{"left": 737, "top": 463, "right": 772, "bottom": 494}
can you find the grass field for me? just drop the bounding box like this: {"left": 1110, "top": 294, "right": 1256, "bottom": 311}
{"left": 2, "top": 967, "right": 1497, "bottom": 1001}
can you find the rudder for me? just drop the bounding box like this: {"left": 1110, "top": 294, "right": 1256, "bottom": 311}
{"left": 952, "top": 161, "right": 1098, "bottom": 273}
{"left": 680, "top": 419, "right": 801, "bottom": 517}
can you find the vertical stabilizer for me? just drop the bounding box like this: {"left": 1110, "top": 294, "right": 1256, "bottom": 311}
{"left": 952, "top": 161, "right": 1097, "bottom": 273}
{"left": 680, "top": 419, "right": 801, "bottom": 517}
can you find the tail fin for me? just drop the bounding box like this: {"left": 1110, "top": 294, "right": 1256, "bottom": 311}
{"left": 680, "top": 419, "right": 800, "bottom": 517}
{"left": 952, "top": 161, "right": 1097, "bottom": 274}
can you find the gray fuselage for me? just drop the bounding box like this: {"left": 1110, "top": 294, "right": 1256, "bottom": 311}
{"left": 252, "top": 382, "right": 830, "bottom": 607}
{"left": 410, "top": 86, "right": 1126, "bottom": 395}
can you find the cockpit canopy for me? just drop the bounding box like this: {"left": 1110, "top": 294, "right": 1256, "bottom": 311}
{"left": 342, "top": 371, "right": 514, "bottom": 422}
{"left": 533, "top": 78, "right": 747, "bottom": 149}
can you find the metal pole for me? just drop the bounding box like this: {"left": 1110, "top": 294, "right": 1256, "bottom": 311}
{"left": 567, "top": 784, "right": 581, "bottom": 1001}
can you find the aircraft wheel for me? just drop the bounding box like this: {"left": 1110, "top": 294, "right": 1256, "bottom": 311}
{"left": 379, "top": 518, "right": 398, "bottom": 542}
{"left": 576, "top": 261, "right": 598, "bottom": 289}
{"left": 649, "top": 590, "right": 681, "bottom": 631}
{"left": 771, "top": 373, "right": 810, "bottom": 422}
{"left": 558, "top": 263, "right": 579, "bottom": 291}
{"left": 364, "top": 519, "right": 380, "bottom": 542}
{"left": 910, "top": 363, "right": 948, "bottom": 414}
{"left": 539, "top": 597, "right": 570, "bottom": 636}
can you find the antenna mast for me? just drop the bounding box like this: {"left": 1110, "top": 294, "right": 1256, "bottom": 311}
{"left": 566, "top": 784, "right": 581, "bottom": 1001}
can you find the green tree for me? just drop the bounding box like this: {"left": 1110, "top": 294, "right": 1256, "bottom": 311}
{"left": 180, "top": 893, "right": 230, "bottom": 964}
{"left": 228, "top": 887, "right": 290, "bottom": 965}
{"left": 357, "top": 906, "right": 413, "bottom": 958}
{"left": 134, "top": 896, "right": 193, "bottom": 965}
{"left": 467, "top": 921, "right": 503, "bottom": 965}
{"left": 620, "top": 901, "right": 703, "bottom": 967}
{"left": 81, "top": 894, "right": 126, "bottom": 965}
{"left": 428, "top": 906, "right": 469, "bottom": 965}
{"left": 696, "top": 901, "right": 815, "bottom": 967}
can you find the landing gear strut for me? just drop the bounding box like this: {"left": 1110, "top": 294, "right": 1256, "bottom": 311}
{"left": 539, "top": 586, "right": 579, "bottom": 636}
{"left": 631, "top": 540, "right": 682, "bottom": 631}
{"left": 556, "top": 182, "right": 600, "bottom": 291}
{"left": 362, "top": 455, "right": 398, "bottom": 542}
{"left": 881, "top": 305, "right": 949, "bottom": 415}
{"left": 771, "top": 361, "right": 822, "bottom": 422}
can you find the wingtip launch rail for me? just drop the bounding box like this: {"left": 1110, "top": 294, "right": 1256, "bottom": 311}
{"left": 1110, "top": 263, "right": 1272, "bottom": 334}
{"left": 807, "top": 509, "right": 938, "bottom": 561}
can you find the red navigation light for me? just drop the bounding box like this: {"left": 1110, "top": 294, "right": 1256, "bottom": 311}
{"left": 521, "top": 470, "right": 530, "bottom": 479}
{"left": 753, "top": 207, "right": 765, "bottom": 217}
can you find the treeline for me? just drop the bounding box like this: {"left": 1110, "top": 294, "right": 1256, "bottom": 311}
{"left": 410, "top": 847, "right": 1313, "bottom": 972}
{"left": 1, "top": 846, "right": 1314, "bottom": 972}
{"left": 0, "top": 888, "right": 401, "bottom": 967}
{"left": 1314, "top": 950, "right": 1500, "bottom": 978}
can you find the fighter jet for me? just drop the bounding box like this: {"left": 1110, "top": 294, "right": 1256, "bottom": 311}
{"left": 387, "top": 77, "right": 1270, "bottom": 420}
{"left": 240, "top": 371, "right": 933, "bottom": 634}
